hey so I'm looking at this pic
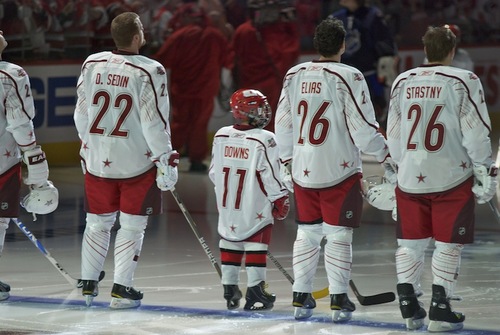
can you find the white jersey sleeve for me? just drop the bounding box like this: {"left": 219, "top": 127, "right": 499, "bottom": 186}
{"left": 0, "top": 62, "right": 37, "bottom": 174}
{"left": 387, "top": 65, "right": 493, "bottom": 193}
{"left": 209, "top": 126, "right": 288, "bottom": 241}
{"left": 74, "top": 51, "right": 172, "bottom": 179}
{"left": 275, "top": 61, "right": 389, "bottom": 189}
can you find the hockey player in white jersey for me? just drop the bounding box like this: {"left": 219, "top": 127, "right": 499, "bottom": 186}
{"left": 74, "top": 12, "right": 179, "bottom": 309}
{"left": 0, "top": 30, "right": 59, "bottom": 301}
{"left": 386, "top": 26, "right": 497, "bottom": 332}
{"left": 209, "top": 89, "right": 290, "bottom": 311}
{"left": 275, "top": 18, "right": 393, "bottom": 322}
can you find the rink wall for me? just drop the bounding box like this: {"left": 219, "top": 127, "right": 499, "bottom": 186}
{"left": 21, "top": 46, "right": 500, "bottom": 166}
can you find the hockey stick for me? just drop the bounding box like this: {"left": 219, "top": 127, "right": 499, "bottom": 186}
{"left": 266, "top": 251, "right": 329, "bottom": 299}
{"left": 11, "top": 218, "right": 105, "bottom": 288}
{"left": 170, "top": 188, "right": 222, "bottom": 277}
{"left": 487, "top": 199, "right": 500, "bottom": 224}
{"left": 349, "top": 279, "right": 395, "bottom": 306}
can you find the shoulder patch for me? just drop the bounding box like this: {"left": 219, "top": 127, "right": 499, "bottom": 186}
{"left": 267, "top": 137, "right": 276, "bottom": 148}
{"left": 17, "top": 69, "right": 27, "bottom": 77}
{"left": 354, "top": 73, "right": 364, "bottom": 81}
{"left": 469, "top": 73, "right": 478, "bottom": 80}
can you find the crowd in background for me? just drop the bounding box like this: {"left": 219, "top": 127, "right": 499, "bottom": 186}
{"left": 0, "top": 0, "right": 498, "bottom": 62}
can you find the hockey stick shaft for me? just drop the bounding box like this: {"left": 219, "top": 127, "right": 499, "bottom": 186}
{"left": 11, "top": 218, "right": 76, "bottom": 287}
{"left": 266, "top": 251, "right": 329, "bottom": 299}
{"left": 487, "top": 199, "right": 500, "bottom": 224}
{"left": 170, "top": 188, "right": 222, "bottom": 277}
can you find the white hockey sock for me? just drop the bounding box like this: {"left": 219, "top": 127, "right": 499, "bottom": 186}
{"left": 292, "top": 224, "right": 322, "bottom": 293}
{"left": 246, "top": 267, "right": 266, "bottom": 287}
{"left": 221, "top": 264, "right": 241, "bottom": 285}
{"left": 395, "top": 238, "right": 430, "bottom": 294}
{"left": 323, "top": 224, "right": 353, "bottom": 294}
{"left": 113, "top": 213, "right": 147, "bottom": 287}
{"left": 0, "top": 218, "right": 8, "bottom": 255}
{"left": 81, "top": 226, "right": 111, "bottom": 280}
{"left": 432, "top": 241, "right": 463, "bottom": 297}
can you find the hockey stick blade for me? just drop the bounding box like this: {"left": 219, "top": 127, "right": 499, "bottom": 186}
{"left": 349, "top": 280, "right": 395, "bottom": 306}
{"left": 266, "top": 251, "right": 329, "bottom": 299}
{"left": 76, "top": 271, "right": 106, "bottom": 288}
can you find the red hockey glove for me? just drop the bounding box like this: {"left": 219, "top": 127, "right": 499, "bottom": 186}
{"left": 272, "top": 195, "right": 290, "bottom": 220}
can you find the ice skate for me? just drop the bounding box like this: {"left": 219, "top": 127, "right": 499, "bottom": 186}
{"left": 243, "top": 281, "right": 275, "bottom": 311}
{"left": 292, "top": 292, "right": 316, "bottom": 320}
{"left": 397, "top": 283, "right": 427, "bottom": 330}
{"left": 0, "top": 280, "right": 10, "bottom": 301}
{"left": 330, "top": 293, "right": 355, "bottom": 322}
{"left": 110, "top": 283, "right": 143, "bottom": 309}
{"left": 81, "top": 280, "right": 98, "bottom": 307}
{"left": 428, "top": 285, "right": 465, "bottom": 332}
{"left": 223, "top": 284, "right": 242, "bottom": 310}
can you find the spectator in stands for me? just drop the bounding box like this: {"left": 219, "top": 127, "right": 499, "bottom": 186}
{"left": 329, "top": 0, "right": 398, "bottom": 130}
{"left": 231, "top": 0, "right": 300, "bottom": 132}
{"left": 153, "top": 3, "right": 231, "bottom": 172}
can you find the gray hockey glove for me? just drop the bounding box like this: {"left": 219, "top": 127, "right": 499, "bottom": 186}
{"left": 23, "top": 145, "right": 49, "bottom": 186}
{"left": 472, "top": 164, "right": 498, "bottom": 204}
{"left": 156, "top": 150, "right": 180, "bottom": 191}
{"left": 280, "top": 161, "right": 293, "bottom": 193}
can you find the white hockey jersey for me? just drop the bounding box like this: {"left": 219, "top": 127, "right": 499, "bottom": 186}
{"left": 386, "top": 64, "right": 493, "bottom": 194}
{"left": 74, "top": 51, "right": 173, "bottom": 179}
{"left": 209, "top": 125, "right": 288, "bottom": 241}
{"left": 0, "top": 62, "right": 37, "bottom": 175}
{"left": 275, "top": 60, "right": 389, "bottom": 189}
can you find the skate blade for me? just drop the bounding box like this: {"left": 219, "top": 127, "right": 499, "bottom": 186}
{"left": 294, "top": 307, "right": 313, "bottom": 320}
{"left": 243, "top": 303, "right": 274, "bottom": 311}
{"left": 85, "top": 295, "right": 94, "bottom": 307}
{"left": 0, "top": 292, "right": 10, "bottom": 301}
{"left": 405, "top": 317, "right": 425, "bottom": 330}
{"left": 226, "top": 299, "right": 240, "bottom": 310}
{"left": 428, "top": 320, "right": 463, "bottom": 332}
{"left": 109, "top": 297, "right": 141, "bottom": 309}
{"left": 331, "top": 309, "right": 352, "bottom": 323}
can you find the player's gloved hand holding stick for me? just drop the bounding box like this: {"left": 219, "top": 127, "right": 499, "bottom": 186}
{"left": 156, "top": 150, "right": 180, "bottom": 191}
{"left": 472, "top": 163, "right": 498, "bottom": 204}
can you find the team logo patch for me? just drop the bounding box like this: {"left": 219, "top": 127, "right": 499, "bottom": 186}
{"left": 267, "top": 138, "right": 276, "bottom": 148}
{"left": 17, "top": 69, "right": 27, "bottom": 77}
{"left": 307, "top": 65, "right": 323, "bottom": 71}
{"left": 157, "top": 67, "right": 166, "bottom": 75}
{"left": 469, "top": 73, "right": 478, "bottom": 80}
{"left": 345, "top": 211, "right": 353, "bottom": 219}
{"left": 458, "top": 227, "right": 466, "bottom": 235}
{"left": 1, "top": 202, "right": 8, "bottom": 211}
{"left": 110, "top": 57, "right": 124, "bottom": 64}
{"left": 354, "top": 73, "right": 363, "bottom": 81}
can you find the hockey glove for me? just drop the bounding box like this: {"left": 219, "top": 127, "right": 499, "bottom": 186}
{"left": 23, "top": 145, "right": 49, "bottom": 186}
{"left": 272, "top": 195, "right": 290, "bottom": 220}
{"left": 472, "top": 164, "right": 498, "bottom": 204}
{"left": 21, "top": 180, "right": 59, "bottom": 216}
{"left": 382, "top": 157, "right": 397, "bottom": 185}
{"left": 280, "top": 162, "right": 294, "bottom": 193}
{"left": 156, "top": 150, "right": 180, "bottom": 191}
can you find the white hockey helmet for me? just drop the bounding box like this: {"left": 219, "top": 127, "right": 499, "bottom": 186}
{"left": 21, "top": 180, "right": 59, "bottom": 215}
{"left": 363, "top": 176, "right": 396, "bottom": 211}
